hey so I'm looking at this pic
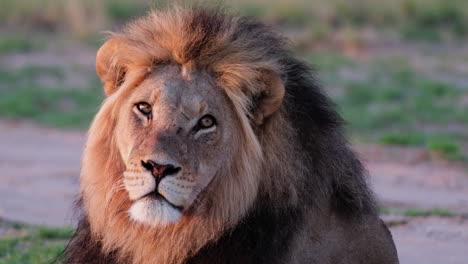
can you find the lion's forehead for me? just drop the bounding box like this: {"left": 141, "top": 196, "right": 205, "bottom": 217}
{"left": 132, "top": 65, "right": 221, "bottom": 116}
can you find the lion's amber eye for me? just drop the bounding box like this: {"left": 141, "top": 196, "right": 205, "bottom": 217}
{"left": 198, "top": 115, "right": 216, "bottom": 129}
{"left": 136, "top": 102, "right": 152, "bottom": 115}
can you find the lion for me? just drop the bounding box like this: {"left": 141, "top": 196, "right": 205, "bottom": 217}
{"left": 61, "top": 5, "right": 399, "bottom": 264}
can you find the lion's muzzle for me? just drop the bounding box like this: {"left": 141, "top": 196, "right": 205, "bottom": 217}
{"left": 124, "top": 159, "right": 194, "bottom": 226}
{"left": 141, "top": 160, "right": 181, "bottom": 185}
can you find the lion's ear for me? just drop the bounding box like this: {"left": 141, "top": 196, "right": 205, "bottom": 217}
{"left": 251, "top": 71, "right": 285, "bottom": 125}
{"left": 96, "top": 38, "right": 129, "bottom": 96}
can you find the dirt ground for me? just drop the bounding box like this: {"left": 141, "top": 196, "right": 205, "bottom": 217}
{"left": 0, "top": 120, "right": 467, "bottom": 263}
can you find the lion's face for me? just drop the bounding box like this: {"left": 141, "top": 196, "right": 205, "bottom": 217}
{"left": 114, "top": 65, "right": 237, "bottom": 226}
{"left": 88, "top": 24, "right": 285, "bottom": 231}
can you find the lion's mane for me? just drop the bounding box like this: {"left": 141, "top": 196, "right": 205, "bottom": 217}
{"left": 61, "top": 6, "right": 376, "bottom": 264}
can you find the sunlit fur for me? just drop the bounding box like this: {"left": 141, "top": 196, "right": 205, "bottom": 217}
{"left": 61, "top": 5, "right": 398, "bottom": 264}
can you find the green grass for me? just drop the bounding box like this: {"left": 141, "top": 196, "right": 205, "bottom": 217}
{"left": 378, "top": 134, "right": 465, "bottom": 161}
{"left": 36, "top": 227, "right": 75, "bottom": 240}
{"left": 105, "top": 0, "right": 147, "bottom": 22}
{"left": 400, "top": 0, "right": 467, "bottom": 40}
{"left": 402, "top": 208, "right": 455, "bottom": 217}
{"left": 0, "top": 85, "right": 102, "bottom": 128}
{"left": 331, "top": 61, "right": 466, "bottom": 146}
{"left": 0, "top": 221, "right": 72, "bottom": 264}
{"left": 0, "top": 35, "right": 39, "bottom": 54}
{"left": 321, "top": 55, "right": 468, "bottom": 161}
{"left": 379, "top": 133, "right": 426, "bottom": 146}
{"left": 308, "top": 52, "right": 355, "bottom": 71}
{"left": 427, "top": 138, "right": 464, "bottom": 161}
{"left": 400, "top": 24, "right": 442, "bottom": 42}
{"left": 0, "top": 66, "right": 103, "bottom": 128}
{"left": 0, "top": 65, "right": 64, "bottom": 83}
{"left": 379, "top": 206, "right": 455, "bottom": 217}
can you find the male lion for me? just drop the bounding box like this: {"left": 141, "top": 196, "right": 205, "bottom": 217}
{"left": 62, "top": 6, "right": 398, "bottom": 264}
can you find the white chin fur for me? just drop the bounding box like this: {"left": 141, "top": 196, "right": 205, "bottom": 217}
{"left": 129, "top": 198, "right": 182, "bottom": 226}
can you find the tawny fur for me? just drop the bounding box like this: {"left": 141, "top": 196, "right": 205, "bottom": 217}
{"left": 61, "top": 5, "right": 398, "bottom": 264}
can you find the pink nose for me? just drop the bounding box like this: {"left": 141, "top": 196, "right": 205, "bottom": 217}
{"left": 141, "top": 160, "right": 181, "bottom": 183}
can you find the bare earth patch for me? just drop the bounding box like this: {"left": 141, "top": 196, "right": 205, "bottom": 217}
{"left": 356, "top": 144, "right": 468, "bottom": 214}
{"left": 0, "top": 120, "right": 83, "bottom": 227}
{"left": 0, "top": 120, "right": 467, "bottom": 263}
{"left": 391, "top": 217, "right": 468, "bottom": 264}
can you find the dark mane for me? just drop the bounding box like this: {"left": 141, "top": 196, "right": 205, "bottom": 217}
{"left": 283, "top": 57, "right": 376, "bottom": 215}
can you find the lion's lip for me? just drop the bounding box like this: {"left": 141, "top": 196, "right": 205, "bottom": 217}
{"left": 140, "top": 191, "right": 184, "bottom": 211}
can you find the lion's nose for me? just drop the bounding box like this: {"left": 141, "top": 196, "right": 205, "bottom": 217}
{"left": 141, "top": 160, "right": 181, "bottom": 183}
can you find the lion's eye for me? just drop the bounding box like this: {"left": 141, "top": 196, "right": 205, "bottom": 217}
{"left": 198, "top": 115, "right": 216, "bottom": 129}
{"left": 136, "top": 102, "right": 152, "bottom": 115}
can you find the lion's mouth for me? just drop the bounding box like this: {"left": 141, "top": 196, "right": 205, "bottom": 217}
{"left": 141, "top": 191, "right": 184, "bottom": 211}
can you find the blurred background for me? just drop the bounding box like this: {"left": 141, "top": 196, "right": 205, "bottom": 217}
{"left": 0, "top": 0, "right": 467, "bottom": 263}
